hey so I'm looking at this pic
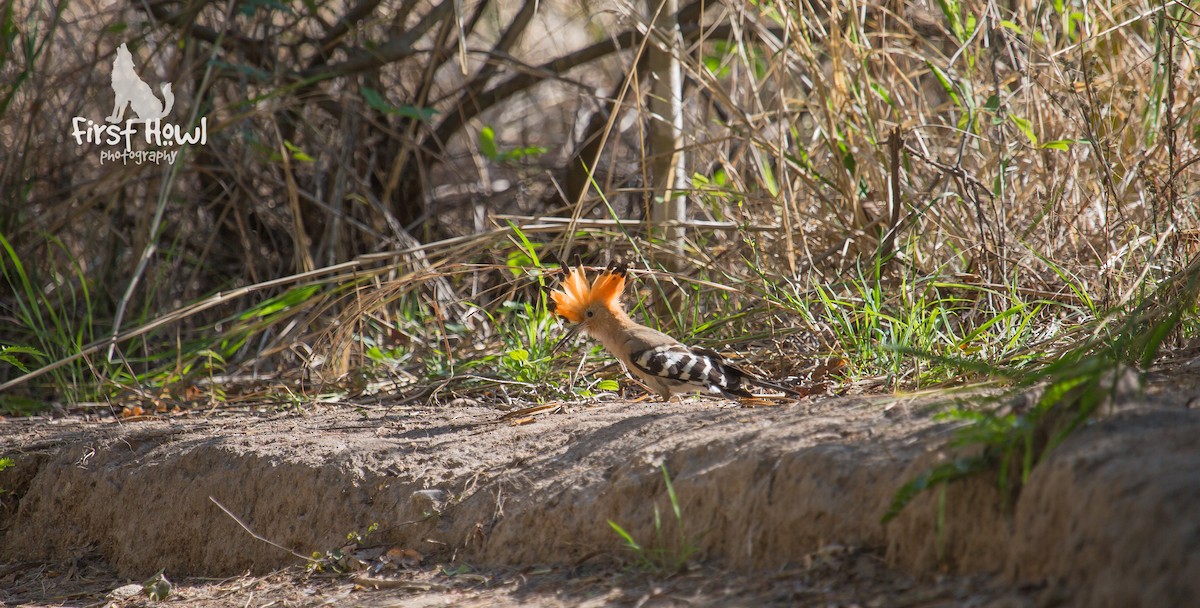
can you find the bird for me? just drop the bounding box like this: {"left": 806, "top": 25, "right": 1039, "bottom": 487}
{"left": 547, "top": 264, "right": 794, "bottom": 401}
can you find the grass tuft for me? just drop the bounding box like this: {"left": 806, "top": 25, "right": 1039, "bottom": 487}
{"left": 608, "top": 464, "right": 698, "bottom": 574}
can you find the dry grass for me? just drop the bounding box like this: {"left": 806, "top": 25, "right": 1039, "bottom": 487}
{"left": 0, "top": 0, "right": 1197, "bottom": 405}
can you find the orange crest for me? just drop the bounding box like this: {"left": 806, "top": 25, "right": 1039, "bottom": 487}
{"left": 548, "top": 266, "right": 627, "bottom": 323}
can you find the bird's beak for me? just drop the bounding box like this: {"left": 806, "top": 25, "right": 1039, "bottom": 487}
{"left": 553, "top": 322, "right": 585, "bottom": 354}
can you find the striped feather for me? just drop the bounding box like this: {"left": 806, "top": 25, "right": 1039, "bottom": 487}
{"left": 629, "top": 344, "right": 752, "bottom": 397}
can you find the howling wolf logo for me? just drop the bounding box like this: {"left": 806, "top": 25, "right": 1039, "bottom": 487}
{"left": 105, "top": 43, "right": 174, "bottom": 123}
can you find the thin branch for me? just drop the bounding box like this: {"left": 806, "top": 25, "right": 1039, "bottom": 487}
{"left": 209, "top": 496, "right": 312, "bottom": 562}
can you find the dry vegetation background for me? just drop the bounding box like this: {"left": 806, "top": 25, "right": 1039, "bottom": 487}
{"left": 0, "top": 0, "right": 1198, "bottom": 409}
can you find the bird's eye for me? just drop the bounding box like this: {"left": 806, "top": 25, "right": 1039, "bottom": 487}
{"left": 586, "top": 310, "right": 594, "bottom": 318}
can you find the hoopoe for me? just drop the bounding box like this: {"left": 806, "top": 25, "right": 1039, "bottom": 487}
{"left": 548, "top": 265, "right": 792, "bottom": 401}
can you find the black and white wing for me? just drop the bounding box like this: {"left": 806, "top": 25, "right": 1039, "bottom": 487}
{"left": 628, "top": 344, "right": 753, "bottom": 398}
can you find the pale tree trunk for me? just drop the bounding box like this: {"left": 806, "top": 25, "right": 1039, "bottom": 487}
{"left": 644, "top": 0, "right": 686, "bottom": 265}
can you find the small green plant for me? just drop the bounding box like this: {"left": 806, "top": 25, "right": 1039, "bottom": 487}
{"left": 0, "top": 346, "right": 48, "bottom": 415}
{"left": 195, "top": 349, "right": 227, "bottom": 404}
{"left": 307, "top": 522, "right": 379, "bottom": 574}
{"left": 607, "top": 464, "right": 697, "bottom": 574}
{"left": 346, "top": 522, "right": 378, "bottom": 544}
{"left": 0, "top": 456, "right": 14, "bottom": 494}
{"left": 360, "top": 86, "right": 437, "bottom": 121}
{"left": 0, "top": 345, "right": 42, "bottom": 373}
{"left": 453, "top": 292, "right": 571, "bottom": 401}
{"left": 483, "top": 226, "right": 586, "bottom": 398}
{"left": 142, "top": 570, "right": 171, "bottom": 601}
{"left": 0, "top": 233, "right": 107, "bottom": 404}
{"left": 496, "top": 299, "right": 559, "bottom": 384}
{"left": 479, "top": 125, "right": 546, "bottom": 163}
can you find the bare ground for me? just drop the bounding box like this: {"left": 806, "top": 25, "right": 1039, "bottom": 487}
{"left": 2, "top": 364, "right": 1199, "bottom": 607}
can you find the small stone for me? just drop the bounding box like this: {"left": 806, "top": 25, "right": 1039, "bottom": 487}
{"left": 109, "top": 583, "right": 142, "bottom": 599}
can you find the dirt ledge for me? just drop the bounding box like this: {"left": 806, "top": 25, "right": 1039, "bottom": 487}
{"left": 2, "top": 390, "right": 1199, "bottom": 607}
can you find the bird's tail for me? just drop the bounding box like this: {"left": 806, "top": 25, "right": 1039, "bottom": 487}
{"left": 698, "top": 347, "right": 799, "bottom": 397}
{"left": 745, "top": 375, "right": 801, "bottom": 396}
